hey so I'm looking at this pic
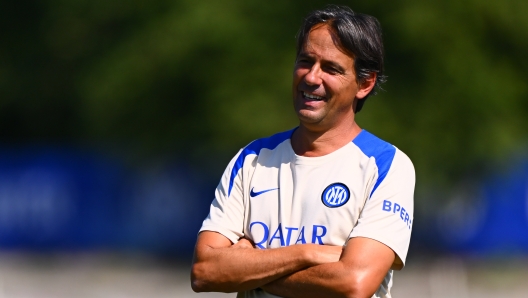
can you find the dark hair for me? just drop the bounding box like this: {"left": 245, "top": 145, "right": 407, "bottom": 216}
{"left": 296, "top": 5, "right": 386, "bottom": 112}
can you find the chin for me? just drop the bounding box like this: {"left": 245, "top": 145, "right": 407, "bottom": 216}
{"left": 297, "top": 111, "right": 323, "bottom": 125}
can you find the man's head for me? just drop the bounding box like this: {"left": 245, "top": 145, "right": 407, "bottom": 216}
{"left": 295, "top": 5, "right": 386, "bottom": 113}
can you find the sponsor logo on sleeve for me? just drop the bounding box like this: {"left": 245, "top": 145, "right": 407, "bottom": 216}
{"left": 382, "top": 199, "right": 412, "bottom": 229}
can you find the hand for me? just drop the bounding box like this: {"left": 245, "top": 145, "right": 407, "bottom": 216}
{"left": 231, "top": 237, "right": 255, "bottom": 249}
{"left": 261, "top": 245, "right": 343, "bottom": 295}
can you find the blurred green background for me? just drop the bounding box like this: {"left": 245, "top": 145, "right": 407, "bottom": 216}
{"left": 3, "top": 0, "right": 528, "bottom": 196}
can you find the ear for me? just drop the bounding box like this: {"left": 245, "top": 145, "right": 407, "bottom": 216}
{"left": 356, "top": 73, "right": 377, "bottom": 100}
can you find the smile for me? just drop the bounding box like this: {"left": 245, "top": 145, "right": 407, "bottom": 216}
{"left": 303, "top": 92, "right": 325, "bottom": 100}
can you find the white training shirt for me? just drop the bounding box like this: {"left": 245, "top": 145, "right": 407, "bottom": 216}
{"left": 200, "top": 128, "right": 415, "bottom": 298}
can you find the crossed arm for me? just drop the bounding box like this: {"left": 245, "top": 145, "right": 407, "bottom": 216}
{"left": 191, "top": 231, "right": 398, "bottom": 298}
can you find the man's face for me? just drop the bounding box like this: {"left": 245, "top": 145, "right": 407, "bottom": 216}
{"left": 293, "top": 24, "right": 365, "bottom": 131}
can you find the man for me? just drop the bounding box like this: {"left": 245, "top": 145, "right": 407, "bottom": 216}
{"left": 191, "top": 5, "right": 414, "bottom": 298}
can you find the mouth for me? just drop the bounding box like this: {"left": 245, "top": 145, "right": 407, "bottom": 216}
{"left": 302, "top": 91, "right": 325, "bottom": 101}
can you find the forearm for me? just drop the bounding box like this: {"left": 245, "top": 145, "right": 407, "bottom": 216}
{"left": 192, "top": 241, "right": 318, "bottom": 293}
{"left": 192, "top": 230, "right": 343, "bottom": 293}
{"left": 262, "top": 261, "right": 363, "bottom": 298}
{"left": 262, "top": 237, "right": 394, "bottom": 298}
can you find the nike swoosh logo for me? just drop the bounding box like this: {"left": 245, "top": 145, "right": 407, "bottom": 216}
{"left": 250, "top": 187, "right": 279, "bottom": 198}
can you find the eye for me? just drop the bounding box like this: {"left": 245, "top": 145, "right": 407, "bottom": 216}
{"left": 295, "top": 59, "right": 313, "bottom": 69}
{"left": 323, "top": 66, "right": 340, "bottom": 75}
{"left": 296, "top": 58, "right": 310, "bottom": 64}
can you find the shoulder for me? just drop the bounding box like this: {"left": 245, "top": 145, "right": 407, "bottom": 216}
{"left": 229, "top": 129, "right": 294, "bottom": 167}
{"left": 352, "top": 130, "right": 395, "bottom": 159}
{"left": 241, "top": 129, "right": 294, "bottom": 155}
{"left": 351, "top": 130, "right": 414, "bottom": 195}
{"left": 352, "top": 130, "right": 412, "bottom": 165}
{"left": 227, "top": 129, "right": 294, "bottom": 180}
{"left": 351, "top": 130, "right": 398, "bottom": 174}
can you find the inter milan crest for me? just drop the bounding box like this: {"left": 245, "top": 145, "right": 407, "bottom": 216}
{"left": 321, "top": 183, "right": 350, "bottom": 208}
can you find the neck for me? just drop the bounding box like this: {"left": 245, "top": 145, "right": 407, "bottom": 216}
{"left": 291, "top": 121, "right": 362, "bottom": 157}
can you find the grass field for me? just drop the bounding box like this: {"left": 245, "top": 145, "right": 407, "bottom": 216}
{"left": 0, "top": 253, "right": 527, "bottom": 297}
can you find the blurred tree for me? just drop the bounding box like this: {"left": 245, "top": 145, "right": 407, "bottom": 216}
{"left": 361, "top": 0, "right": 528, "bottom": 194}
{"left": 1, "top": 0, "right": 527, "bottom": 198}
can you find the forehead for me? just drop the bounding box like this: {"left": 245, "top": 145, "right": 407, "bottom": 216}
{"left": 301, "top": 24, "right": 354, "bottom": 62}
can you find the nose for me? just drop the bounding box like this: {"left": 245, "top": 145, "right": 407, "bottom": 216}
{"left": 304, "top": 64, "right": 323, "bottom": 86}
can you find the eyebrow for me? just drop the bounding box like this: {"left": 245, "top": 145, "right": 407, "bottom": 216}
{"left": 296, "top": 52, "right": 312, "bottom": 61}
{"left": 297, "top": 51, "right": 347, "bottom": 74}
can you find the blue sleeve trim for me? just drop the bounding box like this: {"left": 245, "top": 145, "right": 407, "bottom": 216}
{"left": 352, "top": 130, "right": 396, "bottom": 198}
{"left": 228, "top": 129, "right": 294, "bottom": 197}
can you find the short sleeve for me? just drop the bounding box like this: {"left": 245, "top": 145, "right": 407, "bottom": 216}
{"left": 199, "top": 149, "right": 246, "bottom": 244}
{"left": 349, "top": 149, "right": 415, "bottom": 265}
